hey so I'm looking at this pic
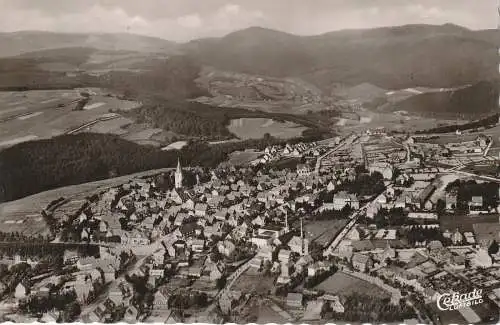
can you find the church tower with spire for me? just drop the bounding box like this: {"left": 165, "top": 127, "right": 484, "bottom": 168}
{"left": 175, "top": 158, "right": 183, "bottom": 189}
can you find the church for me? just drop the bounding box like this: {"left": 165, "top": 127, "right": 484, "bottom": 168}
{"left": 175, "top": 158, "right": 183, "bottom": 189}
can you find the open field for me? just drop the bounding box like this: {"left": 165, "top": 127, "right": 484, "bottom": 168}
{"left": 224, "top": 149, "right": 263, "bottom": 166}
{"left": 463, "top": 163, "right": 498, "bottom": 176}
{"left": 417, "top": 134, "right": 479, "bottom": 145}
{"left": 0, "top": 212, "right": 48, "bottom": 237}
{"left": 232, "top": 268, "right": 275, "bottom": 295}
{"left": 439, "top": 213, "right": 499, "bottom": 232}
{"left": 0, "top": 167, "right": 174, "bottom": 235}
{"left": 305, "top": 219, "right": 348, "bottom": 247}
{"left": 161, "top": 141, "right": 188, "bottom": 151}
{"left": 314, "top": 271, "right": 390, "bottom": 298}
{"left": 256, "top": 303, "right": 289, "bottom": 324}
{"left": 0, "top": 135, "right": 39, "bottom": 147}
{"left": 85, "top": 116, "right": 132, "bottom": 135}
{"left": 339, "top": 109, "right": 462, "bottom": 135}
{"left": 228, "top": 118, "right": 307, "bottom": 140}
{"left": 0, "top": 88, "right": 146, "bottom": 148}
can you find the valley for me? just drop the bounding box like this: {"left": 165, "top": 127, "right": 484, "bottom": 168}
{"left": 0, "top": 23, "right": 497, "bottom": 204}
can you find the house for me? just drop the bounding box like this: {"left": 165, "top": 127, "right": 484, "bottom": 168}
{"left": 194, "top": 203, "right": 208, "bottom": 217}
{"left": 124, "top": 305, "right": 139, "bottom": 322}
{"left": 63, "top": 250, "right": 79, "bottom": 265}
{"left": 41, "top": 311, "right": 59, "bottom": 323}
{"left": 278, "top": 249, "right": 292, "bottom": 264}
{"left": 320, "top": 294, "right": 344, "bottom": 313}
{"left": 217, "top": 240, "right": 236, "bottom": 257}
{"left": 302, "top": 301, "right": 324, "bottom": 321}
{"left": 214, "top": 209, "right": 228, "bottom": 221}
{"left": 469, "top": 196, "right": 483, "bottom": 209}
{"left": 347, "top": 228, "right": 360, "bottom": 241}
{"left": 153, "top": 287, "right": 169, "bottom": 310}
{"left": 333, "top": 191, "right": 359, "bottom": 211}
{"left": 251, "top": 235, "right": 273, "bottom": 249}
{"left": 142, "top": 217, "right": 155, "bottom": 230}
{"left": 445, "top": 193, "right": 457, "bottom": 211}
{"left": 252, "top": 215, "right": 266, "bottom": 227}
{"left": 188, "top": 265, "right": 203, "bottom": 278}
{"left": 308, "top": 261, "right": 332, "bottom": 277}
{"left": 209, "top": 263, "right": 224, "bottom": 281}
{"left": 451, "top": 229, "right": 463, "bottom": 245}
{"left": 100, "top": 264, "right": 117, "bottom": 283}
{"left": 108, "top": 287, "right": 124, "bottom": 306}
{"left": 296, "top": 164, "right": 311, "bottom": 177}
{"left": 128, "top": 231, "right": 150, "bottom": 246}
{"left": 182, "top": 199, "right": 195, "bottom": 210}
{"left": 417, "top": 184, "right": 436, "bottom": 209}
{"left": 286, "top": 292, "right": 303, "bottom": 308}
{"left": 14, "top": 282, "right": 29, "bottom": 299}
{"left": 174, "top": 213, "right": 188, "bottom": 227}
{"left": 99, "top": 220, "right": 109, "bottom": 233}
{"left": 351, "top": 253, "right": 373, "bottom": 272}
{"left": 77, "top": 257, "right": 96, "bottom": 270}
{"left": 153, "top": 249, "right": 165, "bottom": 266}
{"left": 191, "top": 239, "right": 205, "bottom": 253}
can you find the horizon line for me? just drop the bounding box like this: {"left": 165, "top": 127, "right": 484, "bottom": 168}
{"left": 0, "top": 22, "right": 493, "bottom": 43}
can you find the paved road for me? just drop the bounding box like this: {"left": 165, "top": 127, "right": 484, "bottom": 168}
{"left": 78, "top": 232, "right": 171, "bottom": 319}
{"left": 65, "top": 114, "right": 120, "bottom": 135}
{"left": 443, "top": 168, "right": 500, "bottom": 183}
{"left": 323, "top": 205, "right": 368, "bottom": 257}
{"left": 314, "top": 137, "right": 348, "bottom": 174}
{"left": 216, "top": 257, "right": 253, "bottom": 299}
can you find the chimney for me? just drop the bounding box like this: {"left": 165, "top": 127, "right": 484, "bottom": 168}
{"left": 300, "top": 217, "right": 305, "bottom": 255}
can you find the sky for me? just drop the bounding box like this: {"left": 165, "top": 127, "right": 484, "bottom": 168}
{"left": 0, "top": 0, "right": 496, "bottom": 41}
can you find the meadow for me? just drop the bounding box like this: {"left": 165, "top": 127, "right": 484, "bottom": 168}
{"left": 228, "top": 118, "right": 307, "bottom": 140}
{"left": 0, "top": 88, "right": 148, "bottom": 148}
{"left": 314, "top": 271, "right": 390, "bottom": 298}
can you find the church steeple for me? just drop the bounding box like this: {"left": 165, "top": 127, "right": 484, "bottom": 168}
{"left": 175, "top": 158, "right": 183, "bottom": 189}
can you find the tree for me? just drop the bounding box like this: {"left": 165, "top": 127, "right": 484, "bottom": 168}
{"left": 216, "top": 276, "right": 227, "bottom": 290}
{"left": 488, "top": 240, "right": 499, "bottom": 255}
{"left": 436, "top": 199, "right": 446, "bottom": 215}
{"left": 62, "top": 301, "right": 81, "bottom": 322}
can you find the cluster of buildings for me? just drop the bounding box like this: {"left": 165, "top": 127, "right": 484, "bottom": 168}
{"left": 2, "top": 128, "right": 500, "bottom": 324}
{"left": 251, "top": 141, "right": 324, "bottom": 166}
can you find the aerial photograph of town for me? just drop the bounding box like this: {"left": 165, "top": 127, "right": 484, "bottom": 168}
{"left": 0, "top": 0, "right": 498, "bottom": 324}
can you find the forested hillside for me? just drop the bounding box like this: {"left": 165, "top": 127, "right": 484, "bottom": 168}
{"left": 390, "top": 80, "right": 499, "bottom": 118}
{"left": 0, "top": 133, "right": 322, "bottom": 203}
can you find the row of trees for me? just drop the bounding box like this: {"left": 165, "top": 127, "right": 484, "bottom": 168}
{"left": 19, "top": 290, "right": 79, "bottom": 318}
{"left": 402, "top": 226, "right": 451, "bottom": 246}
{"left": 304, "top": 264, "right": 338, "bottom": 288}
{"left": 338, "top": 171, "right": 385, "bottom": 197}
{"left": 446, "top": 179, "right": 499, "bottom": 211}
{"left": 329, "top": 293, "right": 415, "bottom": 322}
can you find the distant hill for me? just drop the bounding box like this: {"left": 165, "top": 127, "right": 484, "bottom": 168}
{"left": 0, "top": 31, "right": 178, "bottom": 57}
{"left": 388, "top": 80, "right": 499, "bottom": 118}
{"left": 183, "top": 24, "right": 498, "bottom": 90}
{"left": 0, "top": 24, "right": 496, "bottom": 92}
{"left": 0, "top": 24, "right": 497, "bottom": 114}
{"left": 333, "top": 83, "right": 388, "bottom": 102}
